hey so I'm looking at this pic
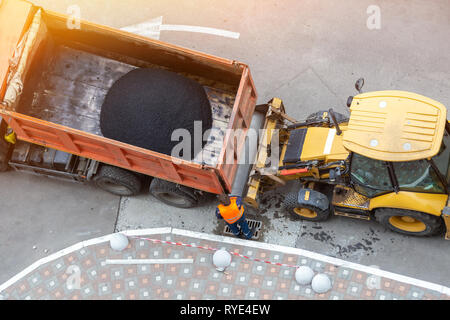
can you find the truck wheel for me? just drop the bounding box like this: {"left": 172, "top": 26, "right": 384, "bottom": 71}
{"left": 374, "top": 208, "right": 444, "bottom": 237}
{"left": 93, "top": 165, "right": 142, "bottom": 196}
{"left": 306, "top": 110, "right": 348, "bottom": 126}
{"left": 149, "top": 178, "right": 198, "bottom": 208}
{"left": 283, "top": 191, "right": 330, "bottom": 222}
{"left": 0, "top": 137, "right": 11, "bottom": 172}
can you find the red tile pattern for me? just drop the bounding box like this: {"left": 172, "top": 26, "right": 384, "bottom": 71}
{"left": 0, "top": 233, "right": 449, "bottom": 300}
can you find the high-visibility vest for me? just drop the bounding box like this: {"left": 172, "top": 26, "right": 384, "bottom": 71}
{"left": 217, "top": 197, "right": 244, "bottom": 224}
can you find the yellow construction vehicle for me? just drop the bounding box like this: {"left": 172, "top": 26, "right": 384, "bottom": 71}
{"left": 245, "top": 79, "right": 450, "bottom": 239}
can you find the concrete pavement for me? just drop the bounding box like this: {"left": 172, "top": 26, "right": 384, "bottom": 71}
{"left": 1, "top": 228, "right": 449, "bottom": 300}
{"left": 0, "top": 171, "right": 119, "bottom": 283}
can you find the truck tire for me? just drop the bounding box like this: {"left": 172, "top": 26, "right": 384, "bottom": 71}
{"left": 93, "top": 165, "right": 142, "bottom": 196}
{"left": 149, "top": 178, "right": 198, "bottom": 208}
{"left": 283, "top": 190, "right": 330, "bottom": 222}
{"left": 306, "top": 110, "right": 348, "bottom": 126}
{"left": 374, "top": 208, "right": 444, "bottom": 237}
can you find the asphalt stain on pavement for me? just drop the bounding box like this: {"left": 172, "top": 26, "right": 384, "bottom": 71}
{"left": 257, "top": 191, "right": 387, "bottom": 259}
{"left": 299, "top": 224, "right": 384, "bottom": 259}
{"left": 255, "top": 193, "right": 292, "bottom": 242}
{"left": 241, "top": 191, "right": 403, "bottom": 261}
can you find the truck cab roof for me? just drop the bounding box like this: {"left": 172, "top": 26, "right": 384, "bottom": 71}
{"left": 343, "top": 90, "right": 447, "bottom": 162}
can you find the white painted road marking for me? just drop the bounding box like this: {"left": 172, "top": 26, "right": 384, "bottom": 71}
{"left": 120, "top": 16, "right": 163, "bottom": 39}
{"left": 159, "top": 24, "right": 240, "bottom": 39}
{"left": 105, "top": 258, "right": 193, "bottom": 265}
{"left": 120, "top": 16, "right": 240, "bottom": 40}
{"left": 0, "top": 227, "right": 449, "bottom": 297}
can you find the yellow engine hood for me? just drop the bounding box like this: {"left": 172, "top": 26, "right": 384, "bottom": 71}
{"left": 343, "top": 91, "right": 447, "bottom": 161}
{"left": 300, "top": 127, "right": 349, "bottom": 162}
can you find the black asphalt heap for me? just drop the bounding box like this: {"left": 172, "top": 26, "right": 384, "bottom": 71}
{"left": 100, "top": 68, "right": 212, "bottom": 160}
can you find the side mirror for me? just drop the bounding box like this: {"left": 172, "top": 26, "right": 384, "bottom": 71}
{"left": 355, "top": 78, "right": 365, "bottom": 93}
{"left": 347, "top": 96, "right": 353, "bottom": 108}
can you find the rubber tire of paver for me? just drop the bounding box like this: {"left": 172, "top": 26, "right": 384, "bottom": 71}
{"left": 283, "top": 191, "right": 331, "bottom": 222}
{"left": 149, "top": 178, "right": 198, "bottom": 208}
{"left": 374, "top": 208, "right": 444, "bottom": 237}
{"left": 93, "top": 165, "right": 142, "bottom": 196}
{"left": 306, "top": 110, "right": 349, "bottom": 126}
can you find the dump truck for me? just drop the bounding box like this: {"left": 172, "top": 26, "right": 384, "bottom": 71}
{"left": 1, "top": 0, "right": 449, "bottom": 239}
{"left": 0, "top": 0, "right": 258, "bottom": 208}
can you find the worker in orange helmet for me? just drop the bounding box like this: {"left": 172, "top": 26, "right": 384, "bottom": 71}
{"left": 216, "top": 194, "right": 254, "bottom": 239}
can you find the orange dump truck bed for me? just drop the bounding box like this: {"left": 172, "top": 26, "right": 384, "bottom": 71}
{"left": 0, "top": 0, "right": 257, "bottom": 195}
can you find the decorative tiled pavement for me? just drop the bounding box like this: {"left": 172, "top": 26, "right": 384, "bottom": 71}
{"left": 1, "top": 228, "right": 449, "bottom": 300}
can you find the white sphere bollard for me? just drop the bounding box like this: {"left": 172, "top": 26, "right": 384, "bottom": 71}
{"left": 213, "top": 250, "right": 232, "bottom": 271}
{"left": 311, "top": 273, "right": 332, "bottom": 294}
{"left": 109, "top": 233, "right": 129, "bottom": 251}
{"left": 295, "top": 266, "right": 315, "bottom": 285}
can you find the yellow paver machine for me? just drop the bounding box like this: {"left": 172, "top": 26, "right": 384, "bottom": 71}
{"left": 245, "top": 79, "right": 450, "bottom": 239}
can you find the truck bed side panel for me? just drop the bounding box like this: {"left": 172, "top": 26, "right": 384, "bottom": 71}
{"left": 0, "top": 0, "right": 34, "bottom": 98}
{"left": 0, "top": 109, "right": 225, "bottom": 194}
{"left": 217, "top": 67, "right": 257, "bottom": 191}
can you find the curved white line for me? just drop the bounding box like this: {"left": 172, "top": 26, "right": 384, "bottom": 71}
{"left": 0, "top": 227, "right": 171, "bottom": 293}
{"left": 1, "top": 227, "right": 449, "bottom": 297}
{"left": 105, "top": 258, "right": 193, "bottom": 265}
{"left": 160, "top": 24, "right": 240, "bottom": 39}
{"left": 172, "top": 229, "right": 450, "bottom": 296}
